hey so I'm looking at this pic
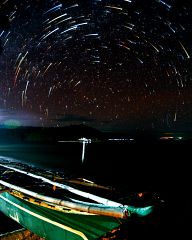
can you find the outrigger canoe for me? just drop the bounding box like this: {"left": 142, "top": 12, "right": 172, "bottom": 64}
{"left": 0, "top": 157, "right": 154, "bottom": 240}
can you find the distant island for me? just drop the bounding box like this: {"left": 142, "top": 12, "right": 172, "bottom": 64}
{"left": 0, "top": 124, "right": 192, "bottom": 144}
{"left": 0, "top": 124, "right": 104, "bottom": 144}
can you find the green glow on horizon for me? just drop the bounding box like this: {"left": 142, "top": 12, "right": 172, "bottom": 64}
{"left": 3, "top": 119, "right": 21, "bottom": 129}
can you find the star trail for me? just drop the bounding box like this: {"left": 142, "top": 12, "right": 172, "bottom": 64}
{"left": 0, "top": 0, "right": 191, "bottom": 130}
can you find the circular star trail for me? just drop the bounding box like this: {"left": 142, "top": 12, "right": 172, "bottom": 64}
{"left": 0, "top": 0, "right": 192, "bottom": 130}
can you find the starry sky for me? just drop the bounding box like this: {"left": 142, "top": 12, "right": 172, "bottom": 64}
{"left": 0, "top": 0, "right": 192, "bottom": 131}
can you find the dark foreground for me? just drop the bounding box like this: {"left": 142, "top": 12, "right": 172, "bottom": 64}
{"left": 0, "top": 138, "right": 191, "bottom": 239}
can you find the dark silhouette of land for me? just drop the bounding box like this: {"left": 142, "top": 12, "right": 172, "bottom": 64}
{"left": 0, "top": 124, "right": 192, "bottom": 144}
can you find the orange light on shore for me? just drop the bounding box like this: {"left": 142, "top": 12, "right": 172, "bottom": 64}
{"left": 138, "top": 193, "right": 143, "bottom": 198}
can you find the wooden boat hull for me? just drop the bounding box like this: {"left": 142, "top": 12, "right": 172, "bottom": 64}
{"left": 0, "top": 192, "right": 123, "bottom": 240}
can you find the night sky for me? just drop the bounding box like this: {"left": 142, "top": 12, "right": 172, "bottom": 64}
{"left": 0, "top": 0, "right": 192, "bottom": 131}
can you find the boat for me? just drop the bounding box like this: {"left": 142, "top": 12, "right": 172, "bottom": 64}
{"left": 0, "top": 156, "right": 155, "bottom": 240}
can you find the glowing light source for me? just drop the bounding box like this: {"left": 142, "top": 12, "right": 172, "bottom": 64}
{"left": 3, "top": 119, "right": 21, "bottom": 129}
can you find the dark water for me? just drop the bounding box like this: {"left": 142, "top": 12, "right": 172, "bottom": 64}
{"left": 0, "top": 140, "right": 191, "bottom": 238}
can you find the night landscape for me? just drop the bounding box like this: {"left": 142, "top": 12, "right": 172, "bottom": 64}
{"left": 0, "top": 0, "right": 192, "bottom": 239}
